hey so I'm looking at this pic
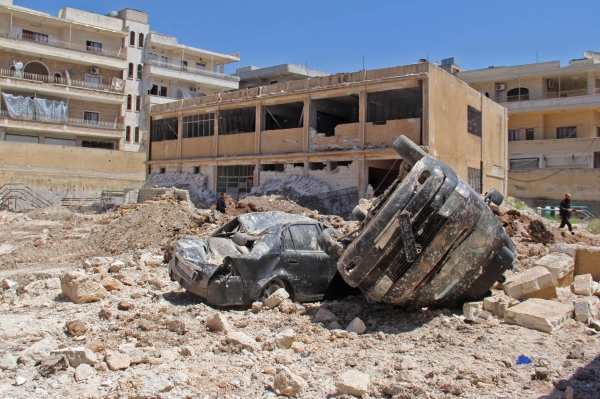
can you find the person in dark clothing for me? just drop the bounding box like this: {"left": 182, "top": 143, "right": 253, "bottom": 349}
{"left": 558, "top": 193, "right": 575, "bottom": 235}
{"left": 216, "top": 193, "right": 227, "bottom": 213}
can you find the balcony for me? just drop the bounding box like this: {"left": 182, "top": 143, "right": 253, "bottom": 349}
{"left": 0, "top": 110, "right": 123, "bottom": 138}
{"left": 0, "top": 68, "right": 125, "bottom": 103}
{"left": 146, "top": 59, "right": 240, "bottom": 91}
{"left": 147, "top": 95, "right": 180, "bottom": 105}
{"left": 496, "top": 88, "right": 600, "bottom": 112}
{"left": 0, "top": 30, "right": 127, "bottom": 69}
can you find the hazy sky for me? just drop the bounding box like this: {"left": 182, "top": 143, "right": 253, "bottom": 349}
{"left": 15, "top": 0, "right": 598, "bottom": 74}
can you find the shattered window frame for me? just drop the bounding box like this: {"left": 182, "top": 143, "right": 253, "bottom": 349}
{"left": 366, "top": 88, "right": 422, "bottom": 125}
{"left": 288, "top": 224, "right": 322, "bottom": 252}
{"left": 150, "top": 117, "right": 178, "bottom": 142}
{"left": 218, "top": 107, "right": 256, "bottom": 135}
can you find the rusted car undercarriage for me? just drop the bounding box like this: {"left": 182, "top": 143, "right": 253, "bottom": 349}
{"left": 319, "top": 135, "right": 516, "bottom": 307}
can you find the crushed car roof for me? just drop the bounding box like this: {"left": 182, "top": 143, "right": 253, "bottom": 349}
{"left": 238, "top": 211, "right": 317, "bottom": 235}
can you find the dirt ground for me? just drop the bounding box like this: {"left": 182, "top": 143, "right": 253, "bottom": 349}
{"left": 0, "top": 197, "right": 599, "bottom": 398}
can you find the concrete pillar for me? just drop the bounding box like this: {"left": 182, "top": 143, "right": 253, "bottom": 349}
{"left": 0, "top": 130, "right": 5, "bottom": 141}
{"left": 588, "top": 71, "right": 596, "bottom": 95}
{"left": 358, "top": 89, "right": 367, "bottom": 148}
{"left": 254, "top": 160, "right": 260, "bottom": 186}
{"left": 177, "top": 112, "right": 183, "bottom": 159}
{"left": 214, "top": 108, "right": 219, "bottom": 157}
{"left": 39, "top": 135, "right": 45, "bottom": 144}
{"left": 212, "top": 164, "right": 218, "bottom": 193}
{"left": 356, "top": 156, "right": 368, "bottom": 199}
{"left": 255, "top": 102, "right": 262, "bottom": 154}
{"left": 540, "top": 114, "right": 546, "bottom": 140}
{"left": 303, "top": 96, "right": 311, "bottom": 152}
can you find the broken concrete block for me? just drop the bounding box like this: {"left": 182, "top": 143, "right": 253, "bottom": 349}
{"left": 346, "top": 317, "right": 367, "bottom": 334}
{"left": 226, "top": 332, "right": 260, "bottom": 351}
{"left": 105, "top": 351, "right": 130, "bottom": 371}
{"left": 314, "top": 308, "right": 337, "bottom": 323}
{"left": 51, "top": 347, "right": 98, "bottom": 368}
{"left": 337, "top": 370, "right": 370, "bottom": 397}
{"left": 503, "top": 267, "right": 557, "bottom": 300}
{"left": 263, "top": 288, "right": 289, "bottom": 308}
{"left": 206, "top": 313, "right": 229, "bottom": 333}
{"left": 504, "top": 298, "right": 573, "bottom": 333}
{"left": 61, "top": 271, "right": 107, "bottom": 304}
{"left": 549, "top": 244, "right": 579, "bottom": 258}
{"left": 275, "top": 329, "right": 296, "bottom": 349}
{"left": 575, "top": 247, "right": 600, "bottom": 280}
{"left": 483, "top": 295, "right": 516, "bottom": 319}
{"left": 273, "top": 366, "right": 307, "bottom": 398}
{"left": 534, "top": 253, "right": 574, "bottom": 287}
{"left": 572, "top": 274, "right": 593, "bottom": 296}
{"left": 574, "top": 301, "right": 593, "bottom": 324}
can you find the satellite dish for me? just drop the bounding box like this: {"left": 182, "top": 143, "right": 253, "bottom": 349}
{"left": 14, "top": 62, "right": 23, "bottom": 70}
{"left": 584, "top": 50, "right": 600, "bottom": 60}
{"left": 147, "top": 83, "right": 154, "bottom": 91}
{"left": 108, "top": 11, "right": 118, "bottom": 17}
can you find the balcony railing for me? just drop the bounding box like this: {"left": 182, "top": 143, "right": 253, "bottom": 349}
{"left": 495, "top": 88, "right": 593, "bottom": 103}
{"left": 146, "top": 59, "right": 240, "bottom": 82}
{"left": 0, "top": 68, "right": 125, "bottom": 94}
{"left": 147, "top": 94, "right": 180, "bottom": 104}
{"left": 0, "top": 30, "right": 126, "bottom": 60}
{"left": 0, "top": 110, "right": 123, "bottom": 130}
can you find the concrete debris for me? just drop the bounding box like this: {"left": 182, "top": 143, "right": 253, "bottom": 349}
{"left": 251, "top": 301, "right": 263, "bottom": 313}
{"left": 37, "top": 354, "right": 69, "bottom": 377}
{"left": 574, "top": 246, "right": 600, "bottom": 280}
{"left": 109, "top": 260, "right": 125, "bottom": 273}
{"left": 337, "top": 370, "right": 370, "bottom": 397}
{"left": 483, "top": 294, "right": 518, "bottom": 319}
{"left": 504, "top": 298, "right": 574, "bottom": 333}
{"left": 275, "top": 329, "right": 296, "bottom": 349}
{"left": 51, "top": 347, "right": 98, "bottom": 367}
{"left": 101, "top": 276, "right": 123, "bottom": 291}
{"left": 314, "top": 308, "right": 337, "bottom": 323}
{"left": 346, "top": 317, "right": 367, "bottom": 334}
{"left": 179, "top": 345, "right": 195, "bottom": 357}
{"left": 503, "top": 266, "right": 557, "bottom": 300}
{"left": 573, "top": 301, "right": 593, "bottom": 324}
{"left": 572, "top": 274, "right": 594, "bottom": 296}
{"left": 0, "top": 352, "right": 17, "bottom": 371}
{"left": 61, "top": 271, "right": 107, "bottom": 304}
{"left": 226, "top": 332, "right": 260, "bottom": 351}
{"left": 167, "top": 319, "right": 187, "bottom": 334}
{"left": 2, "top": 278, "right": 18, "bottom": 289}
{"left": 118, "top": 300, "right": 134, "bottom": 310}
{"left": 105, "top": 351, "right": 130, "bottom": 371}
{"left": 263, "top": 287, "right": 289, "bottom": 308}
{"left": 273, "top": 366, "right": 308, "bottom": 397}
{"left": 206, "top": 313, "right": 230, "bottom": 333}
{"left": 549, "top": 244, "right": 579, "bottom": 258}
{"left": 66, "top": 319, "right": 88, "bottom": 337}
{"left": 14, "top": 375, "right": 27, "bottom": 386}
{"left": 74, "top": 363, "right": 96, "bottom": 382}
{"left": 534, "top": 252, "right": 575, "bottom": 287}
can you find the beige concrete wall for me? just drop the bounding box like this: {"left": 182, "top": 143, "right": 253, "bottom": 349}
{"left": 508, "top": 168, "right": 600, "bottom": 202}
{"left": 0, "top": 140, "right": 145, "bottom": 191}
{"left": 310, "top": 123, "right": 359, "bottom": 151}
{"left": 150, "top": 140, "right": 177, "bottom": 160}
{"left": 181, "top": 136, "right": 215, "bottom": 158}
{"left": 365, "top": 119, "right": 421, "bottom": 148}
{"left": 260, "top": 128, "right": 303, "bottom": 154}
{"left": 218, "top": 133, "right": 255, "bottom": 157}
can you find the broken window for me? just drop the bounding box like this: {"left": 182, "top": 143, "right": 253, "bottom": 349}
{"left": 125, "top": 126, "right": 131, "bottom": 142}
{"left": 288, "top": 225, "right": 321, "bottom": 251}
{"left": 367, "top": 88, "right": 422, "bottom": 125}
{"left": 308, "top": 162, "right": 326, "bottom": 171}
{"left": 150, "top": 117, "right": 178, "bottom": 142}
{"left": 508, "top": 130, "right": 520, "bottom": 142}
{"left": 196, "top": 63, "right": 205, "bottom": 72}
{"left": 282, "top": 228, "right": 294, "bottom": 251}
{"left": 160, "top": 167, "right": 166, "bottom": 174}
{"left": 264, "top": 102, "right": 304, "bottom": 130}
{"left": 193, "top": 166, "right": 200, "bottom": 174}
{"left": 509, "top": 158, "right": 539, "bottom": 170}
{"left": 181, "top": 61, "right": 188, "bottom": 71}
{"left": 261, "top": 164, "right": 284, "bottom": 172}
{"left": 182, "top": 113, "right": 214, "bottom": 138}
{"left": 467, "top": 106, "right": 482, "bottom": 137}
{"left": 159, "top": 86, "right": 168, "bottom": 97}
{"left": 314, "top": 95, "right": 359, "bottom": 136}
{"left": 557, "top": 126, "right": 577, "bottom": 139}
{"left": 526, "top": 128, "right": 534, "bottom": 140}
{"left": 293, "top": 163, "right": 304, "bottom": 168}
{"left": 467, "top": 167, "right": 482, "bottom": 194}
{"left": 219, "top": 107, "right": 256, "bottom": 135}
{"left": 329, "top": 161, "right": 352, "bottom": 171}
{"left": 216, "top": 165, "right": 255, "bottom": 199}
{"left": 22, "top": 30, "right": 48, "bottom": 43}
{"left": 82, "top": 141, "right": 114, "bottom": 150}
{"left": 148, "top": 84, "right": 158, "bottom": 95}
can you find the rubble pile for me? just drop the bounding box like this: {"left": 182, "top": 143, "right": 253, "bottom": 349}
{"left": 146, "top": 172, "right": 217, "bottom": 209}
{"left": 0, "top": 196, "right": 599, "bottom": 398}
{"left": 246, "top": 175, "right": 332, "bottom": 198}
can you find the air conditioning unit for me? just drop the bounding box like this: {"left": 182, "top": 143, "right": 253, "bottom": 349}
{"left": 495, "top": 83, "right": 506, "bottom": 91}
{"left": 547, "top": 79, "right": 554, "bottom": 89}
{"left": 90, "top": 67, "right": 100, "bottom": 75}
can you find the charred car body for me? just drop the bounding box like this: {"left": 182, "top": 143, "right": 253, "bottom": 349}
{"left": 168, "top": 211, "right": 350, "bottom": 306}
{"left": 319, "top": 135, "right": 516, "bottom": 307}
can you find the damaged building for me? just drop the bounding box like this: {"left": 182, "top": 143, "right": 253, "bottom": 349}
{"left": 146, "top": 62, "right": 508, "bottom": 204}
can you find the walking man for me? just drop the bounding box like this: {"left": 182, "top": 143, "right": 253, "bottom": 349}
{"left": 558, "top": 193, "right": 575, "bottom": 235}
{"left": 216, "top": 192, "right": 227, "bottom": 214}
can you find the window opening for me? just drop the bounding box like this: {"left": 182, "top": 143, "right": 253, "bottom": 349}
{"left": 126, "top": 126, "right": 131, "bottom": 142}
{"left": 86, "top": 41, "right": 102, "bottom": 53}
{"left": 193, "top": 166, "right": 200, "bottom": 174}
{"left": 22, "top": 30, "right": 48, "bottom": 43}
{"left": 129, "top": 31, "right": 136, "bottom": 46}
{"left": 526, "top": 128, "right": 534, "bottom": 140}
{"left": 134, "top": 127, "right": 140, "bottom": 143}
{"left": 594, "top": 152, "right": 600, "bottom": 169}
{"left": 261, "top": 164, "right": 284, "bottom": 172}
{"left": 181, "top": 61, "right": 188, "bottom": 71}
{"left": 23, "top": 61, "right": 48, "bottom": 76}
{"left": 367, "top": 88, "right": 422, "bottom": 125}
{"left": 293, "top": 163, "right": 304, "bottom": 168}
{"left": 159, "top": 86, "right": 168, "bottom": 97}
{"left": 314, "top": 95, "right": 359, "bottom": 136}
{"left": 160, "top": 56, "right": 168, "bottom": 67}
{"left": 282, "top": 228, "right": 294, "bottom": 251}
{"left": 506, "top": 87, "right": 529, "bottom": 102}
{"left": 135, "top": 96, "right": 141, "bottom": 111}
{"left": 83, "top": 111, "right": 99, "bottom": 125}
{"left": 508, "top": 129, "right": 520, "bottom": 142}
{"left": 556, "top": 126, "right": 577, "bottom": 139}
{"left": 160, "top": 167, "right": 166, "bottom": 174}
{"left": 510, "top": 158, "right": 539, "bottom": 170}
{"left": 467, "top": 167, "right": 482, "bottom": 194}
{"left": 137, "top": 64, "right": 142, "bottom": 80}
{"left": 308, "top": 162, "right": 326, "bottom": 171}
{"left": 329, "top": 161, "right": 352, "bottom": 171}
{"left": 128, "top": 63, "right": 134, "bottom": 79}
{"left": 138, "top": 33, "right": 144, "bottom": 47}
{"left": 148, "top": 84, "right": 158, "bottom": 95}
{"left": 289, "top": 225, "right": 321, "bottom": 251}
{"left": 150, "top": 117, "right": 178, "bottom": 142}
{"left": 127, "top": 95, "right": 132, "bottom": 110}
{"left": 264, "top": 103, "right": 303, "bottom": 130}
{"left": 467, "top": 106, "right": 482, "bottom": 137}
{"left": 196, "top": 63, "right": 206, "bottom": 72}
{"left": 182, "top": 113, "right": 215, "bottom": 138}
{"left": 85, "top": 75, "right": 102, "bottom": 89}
{"left": 82, "top": 140, "right": 113, "bottom": 150}
{"left": 53, "top": 72, "right": 62, "bottom": 81}
{"left": 216, "top": 165, "right": 255, "bottom": 199}
{"left": 219, "top": 107, "right": 256, "bottom": 135}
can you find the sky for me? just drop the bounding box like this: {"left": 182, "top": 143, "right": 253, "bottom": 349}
{"left": 14, "top": 0, "right": 599, "bottom": 75}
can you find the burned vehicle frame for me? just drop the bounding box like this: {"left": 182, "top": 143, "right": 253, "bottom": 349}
{"left": 319, "top": 135, "right": 516, "bottom": 307}
{"left": 168, "top": 211, "right": 348, "bottom": 306}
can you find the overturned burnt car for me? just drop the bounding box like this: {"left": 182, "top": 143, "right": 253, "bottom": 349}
{"left": 168, "top": 211, "right": 352, "bottom": 306}
{"left": 319, "top": 135, "right": 516, "bottom": 307}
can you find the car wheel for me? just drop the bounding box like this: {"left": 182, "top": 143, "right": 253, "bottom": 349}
{"left": 261, "top": 278, "right": 286, "bottom": 302}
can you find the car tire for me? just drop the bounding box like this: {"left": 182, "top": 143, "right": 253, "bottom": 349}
{"left": 318, "top": 228, "right": 345, "bottom": 260}
{"left": 261, "top": 278, "right": 287, "bottom": 302}
{"left": 352, "top": 205, "right": 368, "bottom": 222}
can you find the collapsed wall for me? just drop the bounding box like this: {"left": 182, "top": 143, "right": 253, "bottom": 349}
{"left": 145, "top": 172, "right": 216, "bottom": 209}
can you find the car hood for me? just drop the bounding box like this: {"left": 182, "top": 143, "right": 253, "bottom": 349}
{"left": 236, "top": 211, "right": 316, "bottom": 235}
{"left": 175, "top": 238, "right": 221, "bottom": 277}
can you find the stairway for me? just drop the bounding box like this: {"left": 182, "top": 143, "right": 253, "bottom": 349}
{"left": 0, "top": 180, "right": 52, "bottom": 211}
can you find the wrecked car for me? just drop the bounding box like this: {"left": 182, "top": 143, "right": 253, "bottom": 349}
{"left": 319, "top": 135, "right": 516, "bottom": 307}
{"left": 169, "top": 211, "right": 353, "bottom": 306}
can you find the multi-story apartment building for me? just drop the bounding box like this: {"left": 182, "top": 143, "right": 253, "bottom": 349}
{"left": 454, "top": 54, "right": 600, "bottom": 211}
{"left": 146, "top": 63, "right": 508, "bottom": 201}
{"left": 0, "top": 0, "right": 240, "bottom": 198}
{"left": 236, "top": 64, "right": 329, "bottom": 89}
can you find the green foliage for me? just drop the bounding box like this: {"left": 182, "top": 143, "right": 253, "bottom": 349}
{"left": 505, "top": 197, "right": 526, "bottom": 210}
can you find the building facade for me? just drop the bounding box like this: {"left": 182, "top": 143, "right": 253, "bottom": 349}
{"left": 147, "top": 63, "right": 508, "bottom": 201}
{"left": 236, "top": 64, "right": 329, "bottom": 89}
{"left": 0, "top": 0, "right": 240, "bottom": 198}
{"left": 455, "top": 55, "right": 600, "bottom": 211}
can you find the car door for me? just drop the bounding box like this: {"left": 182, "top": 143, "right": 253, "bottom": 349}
{"left": 280, "top": 224, "right": 333, "bottom": 300}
